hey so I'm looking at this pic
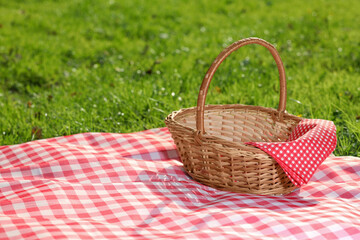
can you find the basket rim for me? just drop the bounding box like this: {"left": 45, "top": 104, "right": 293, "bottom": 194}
{"left": 166, "top": 103, "right": 303, "bottom": 150}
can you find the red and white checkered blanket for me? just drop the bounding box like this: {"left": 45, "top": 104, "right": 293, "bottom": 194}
{"left": 0, "top": 128, "right": 359, "bottom": 239}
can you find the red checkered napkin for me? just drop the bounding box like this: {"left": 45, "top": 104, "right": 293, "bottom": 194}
{"left": 247, "top": 119, "right": 337, "bottom": 187}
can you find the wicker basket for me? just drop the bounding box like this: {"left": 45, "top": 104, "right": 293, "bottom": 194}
{"left": 165, "top": 37, "right": 303, "bottom": 195}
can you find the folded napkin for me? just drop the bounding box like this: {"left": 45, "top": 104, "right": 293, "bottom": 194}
{"left": 246, "top": 119, "right": 337, "bottom": 187}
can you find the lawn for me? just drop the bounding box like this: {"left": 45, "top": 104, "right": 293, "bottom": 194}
{"left": 0, "top": 0, "right": 359, "bottom": 156}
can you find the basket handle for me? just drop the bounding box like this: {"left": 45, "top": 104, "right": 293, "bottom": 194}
{"left": 196, "top": 37, "right": 287, "bottom": 134}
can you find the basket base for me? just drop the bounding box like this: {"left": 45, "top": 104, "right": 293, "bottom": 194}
{"left": 185, "top": 166, "right": 297, "bottom": 196}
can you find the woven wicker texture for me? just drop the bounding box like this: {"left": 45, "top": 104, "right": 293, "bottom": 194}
{"left": 165, "top": 38, "right": 302, "bottom": 195}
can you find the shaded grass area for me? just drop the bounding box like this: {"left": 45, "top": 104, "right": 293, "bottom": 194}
{"left": 0, "top": 0, "right": 359, "bottom": 156}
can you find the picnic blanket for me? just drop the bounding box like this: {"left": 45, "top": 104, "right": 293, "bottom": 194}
{"left": 0, "top": 128, "right": 359, "bottom": 239}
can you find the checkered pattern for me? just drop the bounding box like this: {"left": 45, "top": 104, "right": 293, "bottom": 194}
{"left": 1, "top": 128, "right": 359, "bottom": 239}
{"left": 247, "top": 119, "right": 337, "bottom": 186}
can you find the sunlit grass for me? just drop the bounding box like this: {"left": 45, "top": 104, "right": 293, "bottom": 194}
{"left": 0, "top": 0, "right": 359, "bottom": 156}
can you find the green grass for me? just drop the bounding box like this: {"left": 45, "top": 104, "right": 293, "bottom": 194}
{"left": 0, "top": 0, "right": 359, "bottom": 156}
